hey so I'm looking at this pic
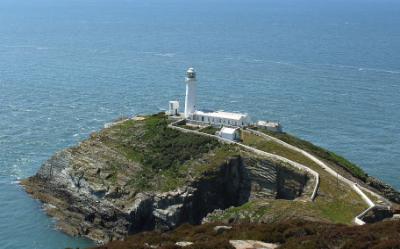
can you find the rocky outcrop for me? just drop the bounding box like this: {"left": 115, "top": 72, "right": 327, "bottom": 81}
{"left": 229, "top": 240, "right": 279, "bottom": 249}
{"left": 22, "top": 115, "right": 312, "bottom": 242}
{"left": 24, "top": 155, "right": 243, "bottom": 242}
{"left": 361, "top": 205, "right": 394, "bottom": 223}
{"left": 367, "top": 176, "right": 400, "bottom": 204}
{"left": 23, "top": 150, "right": 309, "bottom": 242}
{"left": 150, "top": 157, "right": 251, "bottom": 232}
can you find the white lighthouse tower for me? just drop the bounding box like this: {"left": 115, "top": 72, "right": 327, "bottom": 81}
{"left": 184, "top": 67, "right": 197, "bottom": 118}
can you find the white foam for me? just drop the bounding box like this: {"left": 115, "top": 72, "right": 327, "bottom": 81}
{"left": 155, "top": 53, "right": 175, "bottom": 57}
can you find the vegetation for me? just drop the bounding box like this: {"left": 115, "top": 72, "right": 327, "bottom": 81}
{"left": 97, "top": 116, "right": 367, "bottom": 222}
{"left": 252, "top": 127, "right": 368, "bottom": 181}
{"left": 102, "top": 114, "right": 219, "bottom": 167}
{"left": 98, "top": 113, "right": 235, "bottom": 192}
{"left": 139, "top": 113, "right": 218, "bottom": 170}
{"left": 92, "top": 220, "right": 400, "bottom": 249}
{"left": 198, "top": 126, "right": 220, "bottom": 135}
{"left": 240, "top": 131, "right": 367, "bottom": 224}
{"left": 175, "top": 120, "right": 201, "bottom": 130}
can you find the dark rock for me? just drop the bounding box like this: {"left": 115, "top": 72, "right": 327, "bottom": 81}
{"left": 23, "top": 152, "right": 310, "bottom": 242}
{"left": 362, "top": 205, "right": 394, "bottom": 223}
{"left": 367, "top": 176, "right": 400, "bottom": 204}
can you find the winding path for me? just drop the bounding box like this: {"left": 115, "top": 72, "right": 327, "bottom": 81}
{"left": 246, "top": 129, "right": 390, "bottom": 225}
{"left": 168, "top": 120, "right": 319, "bottom": 201}
{"left": 168, "top": 119, "right": 391, "bottom": 225}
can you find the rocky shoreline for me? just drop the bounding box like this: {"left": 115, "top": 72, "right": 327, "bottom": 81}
{"left": 22, "top": 115, "right": 310, "bottom": 242}
{"left": 21, "top": 114, "right": 400, "bottom": 244}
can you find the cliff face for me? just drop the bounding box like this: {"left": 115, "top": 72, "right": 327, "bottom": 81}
{"left": 22, "top": 114, "right": 310, "bottom": 242}
{"left": 24, "top": 153, "right": 309, "bottom": 242}
{"left": 24, "top": 150, "right": 233, "bottom": 241}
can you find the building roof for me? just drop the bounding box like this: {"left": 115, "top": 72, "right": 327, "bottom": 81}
{"left": 257, "top": 120, "right": 281, "bottom": 127}
{"left": 220, "top": 127, "right": 239, "bottom": 134}
{"left": 193, "top": 110, "right": 248, "bottom": 121}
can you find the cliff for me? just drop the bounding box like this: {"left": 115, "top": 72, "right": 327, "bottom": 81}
{"left": 22, "top": 113, "right": 312, "bottom": 242}
{"left": 22, "top": 113, "right": 400, "bottom": 246}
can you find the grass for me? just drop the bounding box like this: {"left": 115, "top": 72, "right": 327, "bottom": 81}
{"left": 81, "top": 113, "right": 367, "bottom": 223}
{"left": 198, "top": 126, "right": 220, "bottom": 135}
{"left": 252, "top": 127, "right": 368, "bottom": 181}
{"left": 98, "top": 113, "right": 232, "bottom": 192}
{"left": 240, "top": 131, "right": 367, "bottom": 224}
{"left": 175, "top": 120, "right": 201, "bottom": 130}
{"left": 102, "top": 114, "right": 219, "bottom": 170}
{"left": 191, "top": 145, "right": 240, "bottom": 177}
{"left": 99, "top": 116, "right": 367, "bottom": 222}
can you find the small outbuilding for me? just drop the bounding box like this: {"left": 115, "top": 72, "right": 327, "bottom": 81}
{"left": 167, "top": 101, "right": 180, "bottom": 116}
{"left": 257, "top": 120, "right": 283, "bottom": 133}
{"left": 218, "top": 127, "right": 241, "bottom": 141}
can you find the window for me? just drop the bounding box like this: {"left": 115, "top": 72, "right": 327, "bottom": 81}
{"left": 201, "top": 116, "right": 204, "bottom": 122}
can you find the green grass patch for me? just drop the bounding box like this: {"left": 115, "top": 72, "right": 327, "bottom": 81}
{"left": 252, "top": 127, "right": 367, "bottom": 181}
{"left": 104, "top": 113, "right": 219, "bottom": 170}
{"left": 198, "top": 126, "right": 220, "bottom": 135}
{"left": 241, "top": 131, "right": 367, "bottom": 224}
{"left": 192, "top": 145, "right": 240, "bottom": 177}
{"left": 99, "top": 113, "right": 227, "bottom": 192}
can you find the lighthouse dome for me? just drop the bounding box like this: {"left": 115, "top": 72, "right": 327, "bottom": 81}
{"left": 186, "top": 68, "right": 196, "bottom": 79}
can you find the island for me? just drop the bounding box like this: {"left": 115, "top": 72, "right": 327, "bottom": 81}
{"left": 22, "top": 69, "right": 400, "bottom": 248}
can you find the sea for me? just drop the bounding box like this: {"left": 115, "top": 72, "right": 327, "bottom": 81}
{"left": 0, "top": 0, "right": 399, "bottom": 248}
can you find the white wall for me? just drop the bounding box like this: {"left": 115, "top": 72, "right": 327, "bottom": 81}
{"left": 184, "top": 79, "right": 196, "bottom": 117}
{"left": 191, "top": 114, "right": 250, "bottom": 127}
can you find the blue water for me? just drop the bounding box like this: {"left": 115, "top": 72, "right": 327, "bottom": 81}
{"left": 1, "top": 0, "right": 399, "bottom": 248}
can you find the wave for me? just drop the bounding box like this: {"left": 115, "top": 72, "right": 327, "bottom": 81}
{"left": 1, "top": 45, "right": 52, "bottom": 50}
{"left": 154, "top": 53, "right": 175, "bottom": 57}
{"left": 359, "top": 67, "right": 400, "bottom": 74}
{"left": 298, "top": 62, "right": 400, "bottom": 75}
{"left": 247, "top": 58, "right": 400, "bottom": 75}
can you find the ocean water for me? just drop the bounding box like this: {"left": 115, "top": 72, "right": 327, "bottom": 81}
{"left": 0, "top": 0, "right": 399, "bottom": 248}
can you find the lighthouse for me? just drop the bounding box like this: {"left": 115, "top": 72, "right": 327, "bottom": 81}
{"left": 167, "top": 67, "right": 254, "bottom": 129}
{"left": 184, "top": 67, "right": 197, "bottom": 118}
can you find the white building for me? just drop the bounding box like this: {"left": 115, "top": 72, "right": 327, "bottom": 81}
{"left": 190, "top": 110, "right": 251, "bottom": 127}
{"left": 182, "top": 68, "right": 252, "bottom": 127}
{"left": 167, "top": 68, "right": 280, "bottom": 129}
{"left": 218, "top": 127, "right": 241, "bottom": 141}
{"left": 167, "top": 101, "right": 179, "bottom": 116}
{"left": 184, "top": 68, "right": 197, "bottom": 118}
{"left": 257, "top": 120, "right": 283, "bottom": 133}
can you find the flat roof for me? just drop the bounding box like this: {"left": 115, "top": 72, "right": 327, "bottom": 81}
{"left": 220, "top": 127, "right": 239, "bottom": 134}
{"left": 257, "top": 120, "right": 280, "bottom": 127}
{"left": 193, "top": 110, "right": 248, "bottom": 121}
